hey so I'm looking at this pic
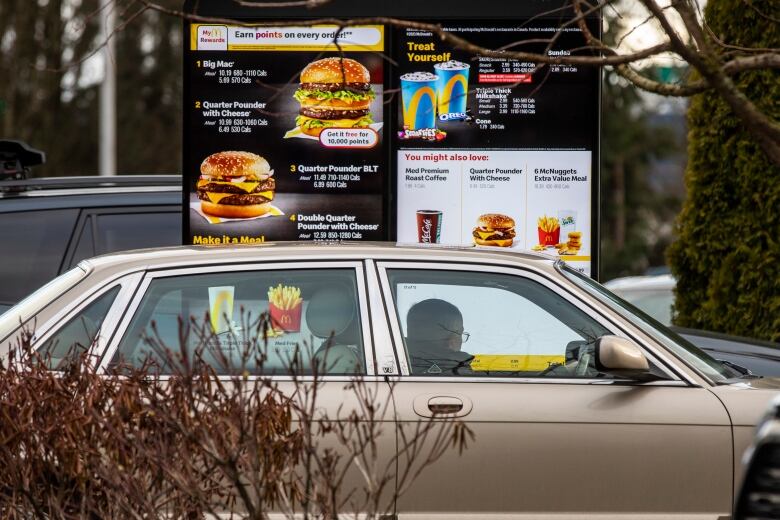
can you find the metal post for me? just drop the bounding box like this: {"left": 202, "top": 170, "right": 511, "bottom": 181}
{"left": 99, "top": 0, "right": 116, "bottom": 176}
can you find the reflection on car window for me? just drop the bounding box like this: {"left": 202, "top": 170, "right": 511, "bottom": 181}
{"left": 37, "top": 286, "right": 120, "bottom": 369}
{"left": 387, "top": 269, "right": 614, "bottom": 378}
{"left": 112, "top": 269, "right": 365, "bottom": 375}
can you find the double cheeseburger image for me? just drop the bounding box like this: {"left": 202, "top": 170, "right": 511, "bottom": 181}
{"left": 473, "top": 213, "right": 516, "bottom": 247}
{"left": 293, "top": 57, "right": 375, "bottom": 137}
{"left": 197, "top": 151, "right": 275, "bottom": 218}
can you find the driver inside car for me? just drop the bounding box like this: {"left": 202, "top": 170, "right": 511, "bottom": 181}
{"left": 405, "top": 298, "right": 474, "bottom": 375}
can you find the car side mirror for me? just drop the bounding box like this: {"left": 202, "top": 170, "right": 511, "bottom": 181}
{"left": 595, "top": 335, "right": 658, "bottom": 381}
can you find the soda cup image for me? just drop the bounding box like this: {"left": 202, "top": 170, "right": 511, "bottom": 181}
{"left": 558, "top": 210, "right": 577, "bottom": 234}
{"left": 434, "top": 60, "right": 470, "bottom": 116}
{"left": 400, "top": 72, "right": 438, "bottom": 130}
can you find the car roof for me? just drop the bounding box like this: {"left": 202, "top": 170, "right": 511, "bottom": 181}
{"left": 0, "top": 175, "right": 182, "bottom": 212}
{"left": 0, "top": 175, "right": 181, "bottom": 199}
{"left": 81, "top": 242, "right": 562, "bottom": 276}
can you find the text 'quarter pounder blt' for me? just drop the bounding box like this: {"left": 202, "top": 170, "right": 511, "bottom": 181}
{"left": 197, "top": 151, "right": 276, "bottom": 218}
{"left": 293, "top": 57, "right": 376, "bottom": 137}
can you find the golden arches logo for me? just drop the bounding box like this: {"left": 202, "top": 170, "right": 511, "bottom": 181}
{"left": 403, "top": 86, "right": 436, "bottom": 129}
{"left": 437, "top": 74, "right": 468, "bottom": 115}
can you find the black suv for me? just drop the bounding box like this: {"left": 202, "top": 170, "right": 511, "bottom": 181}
{"left": 0, "top": 175, "right": 182, "bottom": 312}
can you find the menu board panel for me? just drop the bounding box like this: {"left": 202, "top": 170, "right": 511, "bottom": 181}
{"left": 185, "top": 25, "right": 387, "bottom": 244}
{"left": 393, "top": 22, "right": 597, "bottom": 274}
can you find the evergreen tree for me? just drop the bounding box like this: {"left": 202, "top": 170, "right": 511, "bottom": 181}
{"left": 667, "top": 0, "right": 780, "bottom": 341}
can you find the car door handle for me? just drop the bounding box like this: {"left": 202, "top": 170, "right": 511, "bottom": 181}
{"left": 427, "top": 396, "right": 464, "bottom": 414}
{"left": 413, "top": 394, "right": 472, "bottom": 418}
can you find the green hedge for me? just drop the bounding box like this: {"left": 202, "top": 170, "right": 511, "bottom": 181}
{"left": 667, "top": 0, "right": 780, "bottom": 341}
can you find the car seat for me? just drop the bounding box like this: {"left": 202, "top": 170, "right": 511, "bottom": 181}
{"left": 305, "top": 285, "right": 362, "bottom": 374}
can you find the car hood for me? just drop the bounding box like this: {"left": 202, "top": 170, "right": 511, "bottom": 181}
{"left": 710, "top": 378, "right": 780, "bottom": 426}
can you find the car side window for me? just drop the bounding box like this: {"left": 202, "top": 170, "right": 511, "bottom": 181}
{"left": 111, "top": 268, "right": 366, "bottom": 376}
{"left": 93, "top": 212, "right": 181, "bottom": 255}
{"left": 0, "top": 209, "right": 79, "bottom": 306}
{"left": 386, "top": 269, "right": 616, "bottom": 378}
{"left": 37, "top": 286, "right": 121, "bottom": 369}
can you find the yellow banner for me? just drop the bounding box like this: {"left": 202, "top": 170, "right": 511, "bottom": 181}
{"left": 190, "top": 24, "right": 384, "bottom": 52}
{"left": 560, "top": 255, "right": 591, "bottom": 262}
{"left": 470, "top": 354, "right": 565, "bottom": 372}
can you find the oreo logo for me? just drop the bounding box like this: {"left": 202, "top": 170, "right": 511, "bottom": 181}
{"left": 438, "top": 112, "right": 468, "bottom": 122}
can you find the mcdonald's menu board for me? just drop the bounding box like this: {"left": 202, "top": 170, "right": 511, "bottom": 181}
{"left": 185, "top": 26, "right": 388, "bottom": 245}
{"left": 184, "top": 20, "right": 598, "bottom": 274}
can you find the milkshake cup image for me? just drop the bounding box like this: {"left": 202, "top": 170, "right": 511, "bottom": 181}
{"left": 400, "top": 72, "right": 438, "bottom": 130}
{"left": 434, "top": 60, "right": 470, "bottom": 116}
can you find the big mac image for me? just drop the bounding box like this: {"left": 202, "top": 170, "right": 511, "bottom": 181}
{"left": 293, "top": 57, "right": 375, "bottom": 137}
{"left": 197, "top": 151, "right": 275, "bottom": 218}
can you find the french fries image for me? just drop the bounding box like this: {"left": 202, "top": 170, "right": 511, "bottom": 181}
{"left": 268, "top": 284, "right": 303, "bottom": 332}
{"left": 537, "top": 215, "right": 560, "bottom": 233}
{"left": 268, "top": 284, "right": 303, "bottom": 310}
{"left": 537, "top": 214, "right": 561, "bottom": 246}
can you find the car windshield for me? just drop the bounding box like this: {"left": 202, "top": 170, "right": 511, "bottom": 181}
{"left": 558, "top": 263, "right": 732, "bottom": 383}
{"left": 0, "top": 265, "right": 88, "bottom": 345}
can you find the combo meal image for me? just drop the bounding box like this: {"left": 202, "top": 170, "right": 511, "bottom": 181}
{"left": 197, "top": 151, "right": 276, "bottom": 219}
{"left": 472, "top": 213, "right": 516, "bottom": 247}
{"left": 533, "top": 215, "right": 584, "bottom": 255}
{"left": 293, "top": 57, "right": 375, "bottom": 137}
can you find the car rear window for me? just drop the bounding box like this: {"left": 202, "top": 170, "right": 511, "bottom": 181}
{"left": 37, "top": 286, "right": 121, "bottom": 369}
{"left": 0, "top": 209, "right": 79, "bottom": 306}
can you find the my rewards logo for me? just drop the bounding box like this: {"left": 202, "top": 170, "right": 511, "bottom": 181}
{"left": 197, "top": 25, "right": 228, "bottom": 50}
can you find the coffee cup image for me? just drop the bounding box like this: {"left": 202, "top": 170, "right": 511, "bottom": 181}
{"left": 416, "top": 210, "right": 442, "bottom": 243}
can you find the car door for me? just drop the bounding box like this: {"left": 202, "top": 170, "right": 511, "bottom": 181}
{"left": 98, "top": 260, "right": 399, "bottom": 515}
{"left": 376, "top": 260, "right": 733, "bottom": 519}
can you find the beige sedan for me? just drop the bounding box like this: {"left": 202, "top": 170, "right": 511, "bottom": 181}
{"left": 1, "top": 242, "right": 776, "bottom": 519}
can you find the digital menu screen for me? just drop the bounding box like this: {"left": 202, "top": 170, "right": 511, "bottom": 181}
{"left": 393, "top": 22, "right": 597, "bottom": 274}
{"left": 184, "top": 17, "right": 598, "bottom": 275}
{"left": 184, "top": 25, "right": 388, "bottom": 245}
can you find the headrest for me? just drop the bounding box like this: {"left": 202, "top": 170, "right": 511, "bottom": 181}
{"left": 305, "top": 286, "right": 356, "bottom": 339}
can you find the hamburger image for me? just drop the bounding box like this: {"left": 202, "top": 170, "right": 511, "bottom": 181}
{"left": 197, "top": 151, "right": 275, "bottom": 219}
{"left": 472, "top": 213, "right": 516, "bottom": 247}
{"left": 293, "top": 57, "right": 375, "bottom": 137}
